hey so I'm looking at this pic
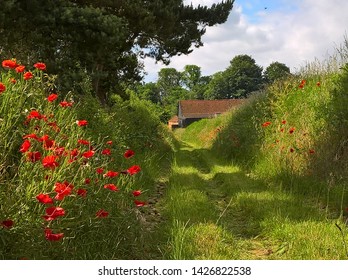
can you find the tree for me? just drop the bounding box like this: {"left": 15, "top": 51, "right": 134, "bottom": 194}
{"left": 0, "top": 0, "right": 234, "bottom": 103}
{"left": 157, "top": 68, "right": 183, "bottom": 103}
{"left": 264, "top": 62, "right": 291, "bottom": 83}
{"left": 204, "top": 54, "right": 263, "bottom": 99}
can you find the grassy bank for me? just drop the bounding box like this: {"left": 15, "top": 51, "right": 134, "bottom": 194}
{"left": 0, "top": 60, "right": 174, "bottom": 259}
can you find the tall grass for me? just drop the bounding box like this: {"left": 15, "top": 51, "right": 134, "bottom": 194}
{"left": 0, "top": 60, "right": 174, "bottom": 259}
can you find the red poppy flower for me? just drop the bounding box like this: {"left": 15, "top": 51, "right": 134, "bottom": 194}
{"left": 96, "top": 167, "right": 104, "bottom": 174}
{"left": 84, "top": 178, "right": 91, "bottom": 185}
{"left": 0, "top": 82, "right": 6, "bottom": 93}
{"left": 124, "top": 149, "right": 135, "bottom": 159}
{"left": 134, "top": 200, "right": 146, "bottom": 207}
{"left": 132, "top": 190, "right": 142, "bottom": 197}
{"left": 104, "top": 184, "right": 119, "bottom": 191}
{"left": 281, "top": 120, "right": 286, "bottom": 124}
{"left": 44, "top": 229, "right": 64, "bottom": 241}
{"left": 9, "top": 78, "right": 16, "bottom": 84}
{"left": 2, "top": 59, "right": 18, "bottom": 69}
{"left": 54, "top": 181, "right": 74, "bottom": 200}
{"left": 19, "top": 139, "right": 31, "bottom": 153}
{"left": 15, "top": 65, "right": 25, "bottom": 73}
{"left": 78, "top": 139, "right": 90, "bottom": 146}
{"left": 127, "top": 165, "right": 141, "bottom": 175}
{"left": 42, "top": 155, "right": 59, "bottom": 169}
{"left": 262, "top": 121, "right": 271, "bottom": 127}
{"left": 104, "top": 170, "right": 119, "bottom": 178}
{"left": 41, "top": 136, "right": 55, "bottom": 150}
{"left": 34, "top": 62, "right": 46, "bottom": 71}
{"left": 309, "top": 149, "right": 315, "bottom": 154}
{"left": 82, "top": 150, "right": 95, "bottom": 158}
{"left": 59, "top": 101, "right": 73, "bottom": 107}
{"left": 43, "top": 206, "right": 65, "bottom": 221}
{"left": 106, "top": 140, "right": 113, "bottom": 145}
{"left": 102, "top": 149, "right": 111, "bottom": 155}
{"left": 27, "top": 151, "right": 41, "bottom": 162}
{"left": 96, "top": 209, "right": 109, "bottom": 218}
{"left": 77, "top": 188, "right": 87, "bottom": 197}
{"left": 27, "top": 110, "right": 42, "bottom": 120}
{"left": 47, "top": 93, "right": 58, "bottom": 102}
{"left": 290, "top": 148, "right": 294, "bottom": 153}
{"left": 23, "top": 133, "right": 39, "bottom": 140}
{"left": 316, "top": 82, "right": 321, "bottom": 87}
{"left": 76, "top": 120, "right": 88, "bottom": 127}
{"left": 23, "top": 71, "right": 34, "bottom": 80}
{"left": 36, "top": 193, "right": 53, "bottom": 204}
{"left": 289, "top": 127, "right": 295, "bottom": 134}
{"left": 1, "top": 219, "right": 14, "bottom": 228}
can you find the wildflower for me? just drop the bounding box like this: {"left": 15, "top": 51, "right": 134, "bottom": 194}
{"left": 132, "top": 190, "right": 142, "bottom": 197}
{"left": 124, "top": 149, "right": 135, "bottom": 159}
{"left": 290, "top": 148, "right": 294, "bottom": 153}
{"left": 134, "top": 200, "right": 146, "bottom": 207}
{"left": 309, "top": 149, "right": 315, "bottom": 154}
{"left": 289, "top": 127, "right": 295, "bottom": 134}
{"left": 42, "top": 155, "right": 59, "bottom": 169}
{"left": 316, "top": 82, "right": 321, "bottom": 87}
{"left": 77, "top": 188, "right": 87, "bottom": 197}
{"left": 44, "top": 229, "right": 64, "bottom": 241}
{"left": 42, "top": 206, "right": 65, "bottom": 221}
{"left": 78, "top": 139, "right": 90, "bottom": 146}
{"left": 76, "top": 120, "right": 88, "bottom": 126}
{"left": 104, "top": 184, "right": 119, "bottom": 192}
{"left": 27, "top": 110, "right": 42, "bottom": 121}
{"left": 19, "top": 140, "right": 31, "bottom": 153}
{"left": 27, "top": 151, "right": 41, "bottom": 162}
{"left": 106, "top": 140, "right": 113, "bottom": 145}
{"left": 96, "top": 167, "right": 104, "bottom": 174}
{"left": 1, "top": 219, "right": 14, "bottom": 228}
{"left": 23, "top": 133, "right": 39, "bottom": 140}
{"left": 34, "top": 62, "right": 46, "bottom": 71}
{"left": 104, "top": 170, "right": 119, "bottom": 178}
{"left": 54, "top": 181, "right": 74, "bottom": 200}
{"left": 23, "top": 71, "right": 34, "bottom": 80}
{"left": 82, "top": 150, "right": 95, "bottom": 158}
{"left": 127, "top": 165, "right": 141, "bottom": 175}
{"left": 281, "top": 120, "right": 286, "bottom": 124}
{"left": 59, "top": 101, "right": 73, "bottom": 107}
{"left": 262, "top": 121, "right": 271, "bottom": 127}
{"left": 96, "top": 209, "right": 109, "bottom": 218}
{"left": 9, "top": 78, "right": 16, "bottom": 84}
{"left": 102, "top": 149, "right": 111, "bottom": 155}
{"left": 2, "top": 59, "right": 18, "bottom": 69}
{"left": 36, "top": 193, "right": 53, "bottom": 204}
{"left": 47, "top": 93, "right": 58, "bottom": 102}
{"left": 84, "top": 178, "right": 91, "bottom": 184}
{"left": 40, "top": 135, "right": 55, "bottom": 150}
{"left": 15, "top": 65, "right": 25, "bottom": 73}
{"left": 0, "top": 82, "right": 6, "bottom": 93}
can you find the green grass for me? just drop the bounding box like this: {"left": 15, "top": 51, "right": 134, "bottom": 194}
{"left": 160, "top": 124, "right": 348, "bottom": 259}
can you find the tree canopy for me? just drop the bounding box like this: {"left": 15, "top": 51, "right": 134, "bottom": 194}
{"left": 264, "top": 61, "right": 291, "bottom": 83}
{"left": 0, "top": 0, "right": 234, "bottom": 103}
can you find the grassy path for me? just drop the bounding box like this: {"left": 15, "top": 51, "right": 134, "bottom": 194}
{"left": 155, "top": 137, "right": 347, "bottom": 260}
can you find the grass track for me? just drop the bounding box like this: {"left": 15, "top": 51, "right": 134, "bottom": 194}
{"left": 158, "top": 130, "right": 348, "bottom": 260}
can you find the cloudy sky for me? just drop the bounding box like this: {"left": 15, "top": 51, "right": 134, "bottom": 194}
{"left": 143, "top": 0, "right": 348, "bottom": 82}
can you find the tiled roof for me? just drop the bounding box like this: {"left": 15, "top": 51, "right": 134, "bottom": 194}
{"left": 168, "top": 115, "right": 179, "bottom": 123}
{"left": 178, "top": 99, "right": 244, "bottom": 118}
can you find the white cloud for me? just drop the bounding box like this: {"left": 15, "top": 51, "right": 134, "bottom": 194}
{"left": 143, "top": 0, "right": 348, "bottom": 82}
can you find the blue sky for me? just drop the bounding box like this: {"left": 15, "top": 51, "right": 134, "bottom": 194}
{"left": 143, "top": 0, "right": 348, "bottom": 82}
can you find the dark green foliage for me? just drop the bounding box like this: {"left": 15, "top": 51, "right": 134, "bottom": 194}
{"left": 204, "top": 55, "right": 264, "bottom": 99}
{"left": 0, "top": 0, "right": 234, "bottom": 103}
{"left": 264, "top": 61, "right": 291, "bottom": 83}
